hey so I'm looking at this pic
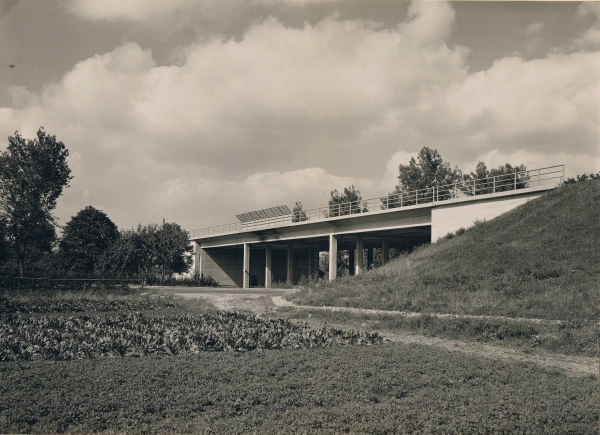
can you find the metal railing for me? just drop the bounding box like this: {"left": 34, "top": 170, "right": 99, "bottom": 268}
{"left": 189, "top": 165, "right": 564, "bottom": 239}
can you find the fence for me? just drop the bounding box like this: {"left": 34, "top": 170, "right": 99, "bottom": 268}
{"left": 189, "top": 165, "right": 564, "bottom": 239}
{"left": 0, "top": 277, "right": 146, "bottom": 290}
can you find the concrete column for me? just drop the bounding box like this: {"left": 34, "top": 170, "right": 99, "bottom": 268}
{"left": 265, "top": 245, "right": 272, "bottom": 289}
{"left": 287, "top": 245, "right": 294, "bottom": 284}
{"left": 192, "top": 241, "right": 201, "bottom": 274}
{"left": 367, "top": 247, "right": 373, "bottom": 270}
{"left": 355, "top": 235, "right": 364, "bottom": 275}
{"left": 243, "top": 243, "right": 250, "bottom": 288}
{"left": 382, "top": 239, "right": 389, "bottom": 266}
{"left": 329, "top": 234, "right": 337, "bottom": 281}
{"left": 348, "top": 248, "right": 355, "bottom": 276}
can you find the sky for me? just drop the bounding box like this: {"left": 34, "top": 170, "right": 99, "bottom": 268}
{"left": 1, "top": 0, "right": 599, "bottom": 233}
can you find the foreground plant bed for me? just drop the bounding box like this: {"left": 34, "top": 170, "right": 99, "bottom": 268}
{"left": 1, "top": 343, "right": 596, "bottom": 434}
{"left": 0, "top": 312, "right": 381, "bottom": 361}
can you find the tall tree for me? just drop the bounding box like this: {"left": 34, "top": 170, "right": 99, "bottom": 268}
{"left": 59, "top": 206, "right": 120, "bottom": 277}
{"left": 0, "top": 129, "right": 72, "bottom": 276}
{"left": 328, "top": 185, "right": 367, "bottom": 217}
{"left": 154, "top": 222, "right": 193, "bottom": 282}
{"left": 387, "top": 147, "right": 461, "bottom": 207}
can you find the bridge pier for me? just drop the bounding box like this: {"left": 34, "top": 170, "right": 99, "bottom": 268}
{"left": 243, "top": 243, "right": 250, "bottom": 288}
{"left": 356, "top": 235, "right": 364, "bottom": 275}
{"left": 329, "top": 235, "right": 337, "bottom": 281}
{"left": 265, "top": 245, "right": 272, "bottom": 288}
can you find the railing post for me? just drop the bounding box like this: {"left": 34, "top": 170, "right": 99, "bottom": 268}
{"left": 400, "top": 193, "right": 403, "bottom": 207}
{"left": 493, "top": 176, "right": 495, "bottom": 193}
{"left": 514, "top": 172, "right": 517, "bottom": 190}
{"left": 416, "top": 191, "right": 418, "bottom": 205}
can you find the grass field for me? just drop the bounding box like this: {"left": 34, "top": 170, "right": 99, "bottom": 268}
{"left": 2, "top": 342, "right": 597, "bottom": 434}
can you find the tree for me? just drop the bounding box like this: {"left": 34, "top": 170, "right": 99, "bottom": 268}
{"left": 59, "top": 206, "right": 120, "bottom": 277}
{"left": 97, "top": 222, "right": 193, "bottom": 281}
{"left": 462, "top": 162, "right": 529, "bottom": 196}
{"left": 292, "top": 202, "right": 308, "bottom": 222}
{"left": 387, "top": 147, "right": 461, "bottom": 207}
{"left": 97, "top": 228, "right": 145, "bottom": 279}
{"left": 154, "top": 222, "right": 193, "bottom": 282}
{"left": 0, "top": 129, "right": 72, "bottom": 276}
{"left": 328, "top": 185, "right": 367, "bottom": 217}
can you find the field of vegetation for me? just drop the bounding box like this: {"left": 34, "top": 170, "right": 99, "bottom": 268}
{"left": 2, "top": 338, "right": 597, "bottom": 434}
{"left": 1, "top": 285, "right": 598, "bottom": 433}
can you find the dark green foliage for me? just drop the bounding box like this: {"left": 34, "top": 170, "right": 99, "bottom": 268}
{"left": 440, "top": 226, "right": 466, "bottom": 241}
{"left": 388, "top": 147, "right": 461, "bottom": 207}
{"left": 1, "top": 343, "right": 596, "bottom": 433}
{"left": 0, "top": 277, "right": 139, "bottom": 291}
{"left": 0, "top": 298, "right": 175, "bottom": 315}
{"left": 98, "top": 222, "right": 193, "bottom": 281}
{"left": 59, "top": 206, "right": 119, "bottom": 277}
{"left": 146, "top": 270, "right": 218, "bottom": 287}
{"left": 291, "top": 201, "right": 307, "bottom": 222}
{"left": 462, "top": 161, "right": 529, "bottom": 196}
{"left": 563, "top": 172, "right": 600, "bottom": 184}
{"left": 0, "top": 129, "right": 72, "bottom": 277}
{"left": 292, "top": 181, "right": 600, "bottom": 322}
{"left": 0, "top": 311, "right": 381, "bottom": 362}
{"left": 328, "top": 185, "right": 367, "bottom": 217}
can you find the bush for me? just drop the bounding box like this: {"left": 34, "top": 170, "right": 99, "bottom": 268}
{"left": 146, "top": 270, "right": 218, "bottom": 287}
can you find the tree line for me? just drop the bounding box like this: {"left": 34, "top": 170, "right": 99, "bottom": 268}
{"left": 0, "top": 129, "right": 193, "bottom": 280}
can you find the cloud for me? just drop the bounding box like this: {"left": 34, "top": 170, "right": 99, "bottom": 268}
{"left": 572, "top": 23, "right": 600, "bottom": 48}
{"left": 66, "top": 0, "right": 198, "bottom": 22}
{"left": 525, "top": 22, "right": 543, "bottom": 36}
{"left": 2, "top": 3, "right": 598, "bottom": 232}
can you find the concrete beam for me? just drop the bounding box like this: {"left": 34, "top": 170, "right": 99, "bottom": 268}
{"left": 243, "top": 243, "right": 250, "bottom": 288}
{"left": 329, "top": 234, "right": 337, "bottom": 281}
{"left": 265, "top": 245, "right": 272, "bottom": 288}
{"left": 356, "top": 235, "right": 364, "bottom": 275}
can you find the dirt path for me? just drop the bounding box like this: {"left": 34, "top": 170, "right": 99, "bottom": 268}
{"left": 170, "top": 290, "right": 598, "bottom": 378}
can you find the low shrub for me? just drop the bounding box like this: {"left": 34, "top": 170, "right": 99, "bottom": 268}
{"left": 146, "top": 271, "right": 218, "bottom": 287}
{"left": 0, "top": 311, "right": 382, "bottom": 362}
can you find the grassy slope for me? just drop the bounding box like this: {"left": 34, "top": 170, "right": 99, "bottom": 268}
{"left": 291, "top": 180, "right": 600, "bottom": 321}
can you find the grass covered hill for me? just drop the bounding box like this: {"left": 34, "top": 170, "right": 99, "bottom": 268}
{"left": 292, "top": 180, "right": 600, "bottom": 321}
